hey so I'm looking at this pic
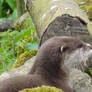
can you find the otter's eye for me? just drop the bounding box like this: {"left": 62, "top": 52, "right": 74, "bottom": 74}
{"left": 77, "top": 44, "right": 83, "bottom": 48}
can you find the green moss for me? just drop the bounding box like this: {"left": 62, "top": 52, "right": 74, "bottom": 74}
{"left": 15, "top": 45, "right": 25, "bottom": 57}
{"left": 86, "top": 68, "right": 92, "bottom": 77}
{"left": 12, "top": 50, "right": 38, "bottom": 68}
{"left": 19, "top": 86, "right": 63, "bottom": 92}
{"left": 15, "top": 35, "right": 38, "bottom": 57}
{"left": 14, "top": 12, "right": 36, "bottom": 31}
{"left": 88, "top": 6, "right": 92, "bottom": 20}
{"left": 12, "top": 13, "right": 38, "bottom": 69}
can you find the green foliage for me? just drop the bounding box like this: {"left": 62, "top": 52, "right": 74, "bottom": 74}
{"left": 76, "top": 0, "right": 92, "bottom": 20}
{"left": 0, "top": 30, "right": 17, "bottom": 74}
{"left": 13, "top": 50, "right": 38, "bottom": 68}
{"left": 19, "top": 86, "right": 63, "bottom": 92}
{"left": 6, "top": 0, "right": 16, "bottom": 10}
{"left": 86, "top": 68, "right": 92, "bottom": 77}
{"left": 0, "top": 0, "right": 17, "bottom": 21}
{"left": 0, "top": 14, "right": 38, "bottom": 74}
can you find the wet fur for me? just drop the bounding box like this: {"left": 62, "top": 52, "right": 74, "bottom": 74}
{"left": 0, "top": 36, "right": 85, "bottom": 92}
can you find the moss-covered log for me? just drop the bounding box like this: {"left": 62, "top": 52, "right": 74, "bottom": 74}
{"left": 25, "top": 0, "right": 92, "bottom": 45}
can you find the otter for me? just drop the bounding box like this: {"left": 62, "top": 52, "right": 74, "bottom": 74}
{"left": 0, "top": 36, "right": 92, "bottom": 92}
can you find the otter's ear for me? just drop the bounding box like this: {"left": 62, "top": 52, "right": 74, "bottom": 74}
{"left": 60, "top": 45, "right": 69, "bottom": 52}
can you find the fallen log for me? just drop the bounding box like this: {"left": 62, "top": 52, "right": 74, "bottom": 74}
{"left": 0, "top": 20, "right": 15, "bottom": 32}
{"left": 25, "top": 0, "right": 92, "bottom": 45}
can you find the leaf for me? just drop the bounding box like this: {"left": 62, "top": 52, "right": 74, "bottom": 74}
{"left": 0, "top": 48, "right": 3, "bottom": 53}
{"left": 7, "top": 8, "right": 18, "bottom": 20}
{"left": 6, "top": 0, "right": 16, "bottom": 10}
{"left": 32, "top": 37, "right": 38, "bottom": 43}
{"left": 14, "top": 30, "right": 31, "bottom": 43}
{"left": 0, "top": 0, "right": 5, "bottom": 5}
{"left": 9, "top": 30, "right": 18, "bottom": 37}
{"left": 8, "top": 58, "right": 16, "bottom": 70}
{"left": 26, "top": 43, "right": 38, "bottom": 50}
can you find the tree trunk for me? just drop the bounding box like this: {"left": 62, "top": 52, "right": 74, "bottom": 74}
{"left": 16, "top": 0, "right": 26, "bottom": 17}
{"left": 25, "top": 0, "right": 92, "bottom": 46}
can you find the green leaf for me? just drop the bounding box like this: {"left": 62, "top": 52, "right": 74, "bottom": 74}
{"left": 6, "top": 0, "right": 16, "bottom": 10}
{"left": 26, "top": 43, "right": 38, "bottom": 50}
{"left": 0, "top": 48, "right": 3, "bottom": 53}
{"left": 0, "top": 0, "right": 5, "bottom": 5}
{"left": 9, "top": 30, "right": 18, "bottom": 37}
{"left": 14, "top": 30, "right": 31, "bottom": 43}
{"left": 8, "top": 58, "right": 16, "bottom": 70}
{"left": 32, "top": 37, "right": 38, "bottom": 43}
{"left": 8, "top": 8, "right": 18, "bottom": 19}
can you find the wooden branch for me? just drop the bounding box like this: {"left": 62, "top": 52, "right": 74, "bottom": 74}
{"left": 0, "top": 20, "right": 15, "bottom": 32}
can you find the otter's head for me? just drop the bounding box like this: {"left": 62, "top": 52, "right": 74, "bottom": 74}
{"left": 37, "top": 36, "right": 92, "bottom": 73}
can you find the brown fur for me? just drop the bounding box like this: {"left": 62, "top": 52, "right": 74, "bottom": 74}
{"left": 0, "top": 36, "right": 86, "bottom": 92}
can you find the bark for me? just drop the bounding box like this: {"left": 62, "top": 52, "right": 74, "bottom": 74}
{"left": 25, "top": 0, "right": 92, "bottom": 46}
